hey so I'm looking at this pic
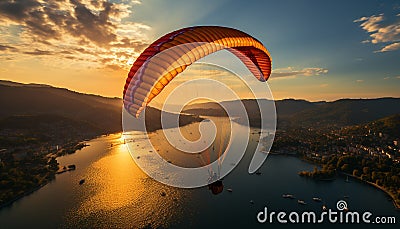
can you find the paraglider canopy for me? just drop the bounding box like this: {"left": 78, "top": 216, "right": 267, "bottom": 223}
{"left": 123, "top": 26, "right": 272, "bottom": 118}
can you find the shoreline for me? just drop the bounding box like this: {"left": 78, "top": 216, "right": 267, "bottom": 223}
{"left": 2, "top": 135, "right": 399, "bottom": 211}
{"left": 341, "top": 172, "right": 400, "bottom": 210}
{"left": 270, "top": 153, "right": 400, "bottom": 210}
{"left": 0, "top": 135, "right": 104, "bottom": 210}
{"left": 282, "top": 153, "right": 400, "bottom": 210}
{"left": 0, "top": 181, "right": 49, "bottom": 209}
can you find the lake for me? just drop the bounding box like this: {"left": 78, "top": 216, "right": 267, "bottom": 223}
{"left": 0, "top": 120, "right": 398, "bottom": 228}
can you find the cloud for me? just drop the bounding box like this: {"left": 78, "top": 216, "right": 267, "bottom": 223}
{"left": 353, "top": 14, "right": 384, "bottom": 34}
{"left": 354, "top": 13, "right": 400, "bottom": 52}
{"left": 23, "top": 49, "right": 54, "bottom": 55}
{"left": 396, "top": 76, "right": 400, "bottom": 79}
{"left": 377, "top": 42, "right": 400, "bottom": 52}
{"left": 0, "top": 44, "right": 17, "bottom": 51}
{"left": 353, "top": 17, "right": 369, "bottom": 23}
{"left": 0, "top": 0, "right": 150, "bottom": 70}
{"left": 356, "top": 79, "right": 364, "bottom": 83}
{"left": 271, "top": 67, "right": 328, "bottom": 79}
{"left": 0, "top": 0, "right": 40, "bottom": 21}
{"left": 383, "top": 77, "right": 390, "bottom": 80}
{"left": 319, "top": 84, "right": 329, "bottom": 88}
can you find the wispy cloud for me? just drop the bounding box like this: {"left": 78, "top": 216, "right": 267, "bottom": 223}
{"left": 23, "top": 49, "right": 54, "bottom": 55}
{"left": 0, "top": 0, "right": 150, "bottom": 70}
{"left": 354, "top": 13, "right": 400, "bottom": 52}
{"left": 377, "top": 42, "right": 400, "bottom": 52}
{"left": 271, "top": 67, "right": 328, "bottom": 79}
{"left": 0, "top": 44, "right": 18, "bottom": 51}
{"left": 356, "top": 79, "right": 364, "bottom": 83}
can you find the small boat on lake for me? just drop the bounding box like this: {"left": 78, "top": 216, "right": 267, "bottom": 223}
{"left": 298, "top": 200, "right": 307, "bottom": 205}
{"left": 282, "top": 194, "right": 295, "bottom": 199}
{"left": 79, "top": 179, "right": 85, "bottom": 185}
{"left": 312, "top": 197, "right": 322, "bottom": 202}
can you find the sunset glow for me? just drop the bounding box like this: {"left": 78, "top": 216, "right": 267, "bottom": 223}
{"left": 1, "top": 0, "right": 399, "bottom": 100}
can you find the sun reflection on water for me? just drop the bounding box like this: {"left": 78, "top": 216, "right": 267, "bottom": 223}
{"left": 63, "top": 134, "right": 188, "bottom": 228}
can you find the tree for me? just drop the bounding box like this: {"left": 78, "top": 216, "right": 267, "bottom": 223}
{"left": 341, "top": 164, "right": 350, "bottom": 173}
{"left": 313, "top": 166, "right": 318, "bottom": 173}
{"left": 353, "top": 169, "right": 359, "bottom": 177}
{"left": 361, "top": 174, "right": 367, "bottom": 181}
{"left": 391, "top": 176, "right": 400, "bottom": 186}
{"left": 371, "top": 171, "right": 377, "bottom": 181}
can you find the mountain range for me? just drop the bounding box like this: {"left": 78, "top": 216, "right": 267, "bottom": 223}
{"left": 0, "top": 80, "right": 200, "bottom": 135}
{"left": 183, "top": 98, "right": 400, "bottom": 128}
{"left": 1, "top": 80, "right": 400, "bottom": 134}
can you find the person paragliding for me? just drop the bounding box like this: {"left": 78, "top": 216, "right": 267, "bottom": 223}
{"left": 123, "top": 26, "right": 272, "bottom": 191}
{"left": 208, "top": 180, "right": 224, "bottom": 195}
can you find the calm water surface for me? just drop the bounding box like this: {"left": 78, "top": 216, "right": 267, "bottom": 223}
{"left": 0, "top": 122, "right": 398, "bottom": 228}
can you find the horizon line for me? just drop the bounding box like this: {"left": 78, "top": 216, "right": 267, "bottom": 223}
{"left": 1, "top": 79, "right": 399, "bottom": 103}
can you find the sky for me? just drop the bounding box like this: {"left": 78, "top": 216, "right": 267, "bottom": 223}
{"left": 0, "top": 0, "right": 399, "bottom": 101}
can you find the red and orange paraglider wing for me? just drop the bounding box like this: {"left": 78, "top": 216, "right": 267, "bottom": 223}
{"left": 123, "top": 26, "right": 272, "bottom": 117}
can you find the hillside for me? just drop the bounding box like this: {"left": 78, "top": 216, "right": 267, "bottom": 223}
{"left": 2, "top": 80, "right": 399, "bottom": 131}
{"left": 290, "top": 98, "right": 400, "bottom": 126}
{"left": 343, "top": 114, "right": 400, "bottom": 138}
{"left": 182, "top": 98, "right": 400, "bottom": 128}
{"left": 0, "top": 80, "right": 201, "bottom": 134}
{"left": 0, "top": 114, "right": 100, "bottom": 147}
{"left": 0, "top": 81, "right": 121, "bottom": 133}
